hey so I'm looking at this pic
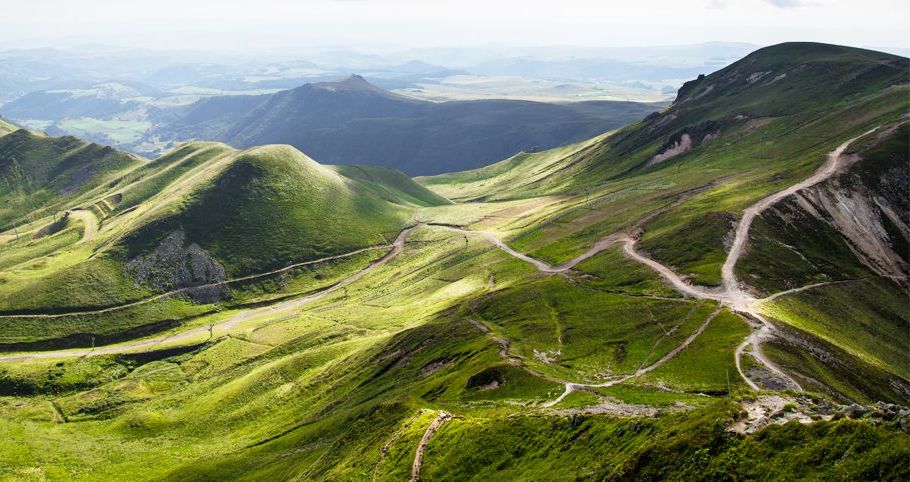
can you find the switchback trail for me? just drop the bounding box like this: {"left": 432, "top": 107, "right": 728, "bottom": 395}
{"left": 1, "top": 131, "right": 872, "bottom": 387}
{"left": 0, "top": 225, "right": 418, "bottom": 362}
{"left": 717, "top": 129, "right": 876, "bottom": 389}
{"left": 444, "top": 129, "right": 875, "bottom": 392}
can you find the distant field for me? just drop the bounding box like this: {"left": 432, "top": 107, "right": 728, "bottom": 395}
{"left": 392, "top": 74, "right": 674, "bottom": 103}
{"left": 57, "top": 118, "right": 152, "bottom": 144}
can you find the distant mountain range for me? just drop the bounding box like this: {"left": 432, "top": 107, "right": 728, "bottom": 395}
{"left": 152, "top": 75, "right": 662, "bottom": 175}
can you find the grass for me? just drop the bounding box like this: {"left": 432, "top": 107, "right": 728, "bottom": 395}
{"left": 0, "top": 220, "right": 82, "bottom": 272}
{"left": 0, "top": 118, "right": 17, "bottom": 136}
{"left": 0, "top": 129, "right": 143, "bottom": 229}
{"left": 0, "top": 42, "right": 907, "bottom": 479}
{"left": 761, "top": 278, "right": 910, "bottom": 380}
{"left": 638, "top": 309, "right": 750, "bottom": 393}
{"left": 121, "top": 145, "right": 419, "bottom": 276}
{"left": 56, "top": 118, "right": 152, "bottom": 145}
{"left": 0, "top": 140, "right": 452, "bottom": 345}
{"left": 472, "top": 275, "right": 713, "bottom": 381}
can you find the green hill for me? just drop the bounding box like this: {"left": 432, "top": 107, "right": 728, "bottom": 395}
{"left": 0, "top": 139, "right": 445, "bottom": 345}
{"left": 0, "top": 129, "right": 144, "bottom": 229}
{"left": 0, "top": 43, "right": 907, "bottom": 480}
{"left": 121, "top": 145, "right": 417, "bottom": 276}
{"left": 422, "top": 43, "right": 908, "bottom": 279}
{"left": 332, "top": 164, "right": 452, "bottom": 207}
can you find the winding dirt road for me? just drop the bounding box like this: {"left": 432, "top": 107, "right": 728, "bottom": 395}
{"left": 721, "top": 130, "right": 875, "bottom": 299}
{"left": 68, "top": 209, "right": 99, "bottom": 242}
{"left": 449, "top": 129, "right": 875, "bottom": 395}
{"left": 1, "top": 130, "right": 874, "bottom": 394}
{"left": 542, "top": 308, "right": 723, "bottom": 407}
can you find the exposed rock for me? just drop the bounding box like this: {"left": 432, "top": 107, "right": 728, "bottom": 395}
{"left": 692, "top": 84, "right": 714, "bottom": 100}
{"left": 732, "top": 395, "right": 909, "bottom": 434}
{"left": 551, "top": 396, "right": 685, "bottom": 417}
{"left": 647, "top": 133, "right": 692, "bottom": 166}
{"left": 124, "top": 230, "right": 229, "bottom": 303}
{"left": 788, "top": 165, "right": 909, "bottom": 289}
{"left": 767, "top": 73, "right": 787, "bottom": 84}
{"left": 533, "top": 349, "right": 561, "bottom": 364}
{"left": 731, "top": 395, "right": 819, "bottom": 434}
{"left": 675, "top": 74, "right": 706, "bottom": 102}
{"left": 747, "top": 71, "right": 771, "bottom": 84}
{"left": 841, "top": 403, "right": 869, "bottom": 419}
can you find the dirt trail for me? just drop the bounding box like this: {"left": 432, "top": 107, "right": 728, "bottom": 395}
{"left": 467, "top": 306, "right": 721, "bottom": 407}
{"left": 542, "top": 308, "right": 723, "bottom": 407}
{"left": 410, "top": 411, "right": 452, "bottom": 482}
{"left": 717, "top": 130, "right": 876, "bottom": 388}
{"left": 467, "top": 319, "right": 522, "bottom": 364}
{"left": 0, "top": 245, "right": 389, "bottom": 320}
{"left": 721, "top": 130, "right": 876, "bottom": 299}
{"left": 373, "top": 409, "right": 427, "bottom": 481}
{"left": 2, "top": 132, "right": 873, "bottom": 388}
{"left": 445, "top": 130, "right": 875, "bottom": 393}
{"left": 758, "top": 280, "right": 854, "bottom": 303}
{"left": 68, "top": 209, "right": 98, "bottom": 242}
{"left": 433, "top": 224, "right": 622, "bottom": 275}
{"left": 0, "top": 225, "right": 418, "bottom": 362}
{"left": 619, "top": 236, "right": 724, "bottom": 301}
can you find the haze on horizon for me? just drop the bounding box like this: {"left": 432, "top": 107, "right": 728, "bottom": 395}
{"left": 2, "top": 0, "right": 908, "bottom": 55}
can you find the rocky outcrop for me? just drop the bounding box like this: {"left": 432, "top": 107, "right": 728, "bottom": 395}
{"left": 124, "top": 230, "right": 229, "bottom": 303}
{"left": 647, "top": 133, "right": 692, "bottom": 166}
{"left": 790, "top": 183, "right": 908, "bottom": 287}
{"left": 756, "top": 125, "right": 909, "bottom": 291}
{"left": 646, "top": 120, "right": 722, "bottom": 166}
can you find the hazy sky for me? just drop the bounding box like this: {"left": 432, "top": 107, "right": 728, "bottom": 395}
{"left": 2, "top": 0, "right": 907, "bottom": 53}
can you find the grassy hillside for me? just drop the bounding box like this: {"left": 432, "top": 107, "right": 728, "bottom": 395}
{"left": 0, "top": 129, "right": 144, "bottom": 229}
{"left": 421, "top": 43, "right": 908, "bottom": 282}
{"left": 0, "top": 43, "right": 907, "bottom": 480}
{"left": 121, "top": 145, "right": 414, "bottom": 275}
{"left": 332, "top": 164, "right": 452, "bottom": 207}
{"left": 418, "top": 42, "right": 909, "bottom": 402}
{"left": 0, "top": 140, "right": 445, "bottom": 344}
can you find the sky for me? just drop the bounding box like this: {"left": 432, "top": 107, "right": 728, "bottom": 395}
{"left": 2, "top": 0, "right": 908, "bottom": 53}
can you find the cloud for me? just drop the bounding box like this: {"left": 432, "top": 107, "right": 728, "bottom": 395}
{"left": 764, "top": 0, "right": 809, "bottom": 7}
{"left": 706, "top": 0, "right": 728, "bottom": 9}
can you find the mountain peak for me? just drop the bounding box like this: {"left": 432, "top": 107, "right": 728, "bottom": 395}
{"left": 311, "top": 74, "right": 386, "bottom": 94}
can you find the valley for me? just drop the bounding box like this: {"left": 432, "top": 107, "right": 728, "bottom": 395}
{"left": 0, "top": 42, "right": 907, "bottom": 480}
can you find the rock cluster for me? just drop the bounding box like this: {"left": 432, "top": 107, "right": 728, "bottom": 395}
{"left": 124, "top": 230, "right": 229, "bottom": 303}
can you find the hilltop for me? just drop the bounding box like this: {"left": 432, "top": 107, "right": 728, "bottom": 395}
{"left": 421, "top": 42, "right": 910, "bottom": 402}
